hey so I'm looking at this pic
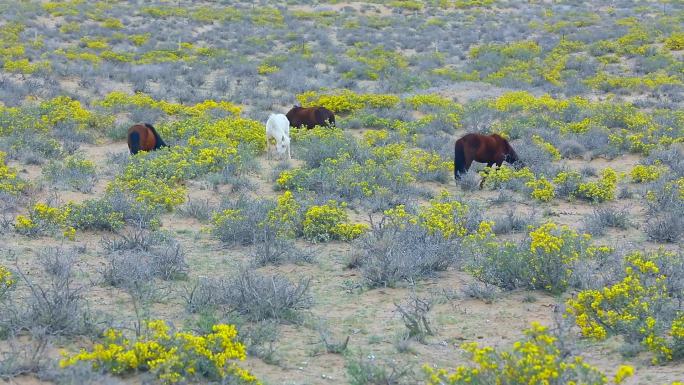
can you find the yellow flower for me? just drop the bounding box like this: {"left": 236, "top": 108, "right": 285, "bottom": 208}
{"left": 613, "top": 365, "right": 634, "bottom": 384}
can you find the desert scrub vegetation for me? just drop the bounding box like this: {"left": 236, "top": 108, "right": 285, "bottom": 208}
{"left": 102, "top": 228, "right": 188, "bottom": 287}
{"left": 184, "top": 270, "right": 312, "bottom": 323}
{"left": 60, "top": 320, "right": 259, "bottom": 384}
{"left": 423, "top": 322, "right": 635, "bottom": 385}
{"left": 0, "top": 247, "right": 96, "bottom": 337}
{"left": 42, "top": 154, "right": 97, "bottom": 193}
{"left": 1, "top": 1, "right": 683, "bottom": 383}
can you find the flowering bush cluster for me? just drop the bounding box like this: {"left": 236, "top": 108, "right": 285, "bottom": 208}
{"left": 489, "top": 91, "right": 681, "bottom": 155}
{"left": 0, "top": 264, "right": 14, "bottom": 299}
{"left": 665, "top": 32, "right": 684, "bottom": 51}
{"left": 577, "top": 168, "right": 618, "bottom": 202}
{"left": 466, "top": 222, "right": 594, "bottom": 294}
{"left": 302, "top": 200, "right": 368, "bottom": 242}
{"left": 15, "top": 202, "right": 75, "bottom": 239}
{"left": 0, "top": 151, "right": 27, "bottom": 194}
{"left": 567, "top": 250, "right": 684, "bottom": 363}
{"left": 418, "top": 191, "right": 469, "bottom": 239}
{"left": 532, "top": 134, "right": 561, "bottom": 160}
{"left": 424, "top": 322, "right": 634, "bottom": 385}
{"left": 0, "top": 96, "right": 112, "bottom": 137}
{"left": 344, "top": 43, "right": 409, "bottom": 80}
{"left": 266, "top": 190, "right": 301, "bottom": 238}
{"left": 630, "top": 164, "right": 662, "bottom": 183}
{"left": 108, "top": 116, "right": 264, "bottom": 213}
{"left": 98, "top": 92, "right": 241, "bottom": 117}
{"left": 403, "top": 93, "right": 460, "bottom": 110}
{"left": 66, "top": 199, "right": 125, "bottom": 232}
{"left": 524, "top": 177, "right": 554, "bottom": 202}
{"left": 295, "top": 90, "right": 400, "bottom": 113}
{"left": 481, "top": 165, "right": 557, "bottom": 202}
{"left": 60, "top": 320, "right": 259, "bottom": 384}
{"left": 480, "top": 165, "right": 535, "bottom": 189}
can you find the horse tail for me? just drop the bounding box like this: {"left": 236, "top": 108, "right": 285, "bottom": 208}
{"left": 128, "top": 131, "right": 141, "bottom": 155}
{"left": 454, "top": 140, "right": 466, "bottom": 180}
{"left": 145, "top": 123, "right": 167, "bottom": 149}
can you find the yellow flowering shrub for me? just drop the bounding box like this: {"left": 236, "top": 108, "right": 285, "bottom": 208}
{"left": 553, "top": 170, "right": 583, "bottom": 198}
{"left": 257, "top": 63, "right": 279, "bottom": 75}
{"left": 630, "top": 164, "right": 662, "bottom": 183}
{"left": 38, "top": 95, "right": 112, "bottom": 131}
{"left": 577, "top": 168, "right": 617, "bottom": 202}
{"left": 60, "top": 320, "right": 259, "bottom": 384}
{"left": 81, "top": 36, "right": 108, "bottom": 50}
{"left": 480, "top": 165, "right": 535, "bottom": 189}
{"left": 0, "top": 264, "right": 14, "bottom": 298}
{"left": 302, "top": 200, "right": 368, "bottom": 242}
{"left": 98, "top": 92, "right": 241, "bottom": 117}
{"left": 345, "top": 43, "right": 408, "bottom": 80}
{"left": 490, "top": 91, "right": 575, "bottom": 113}
{"left": 467, "top": 222, "right": 591, "bottom": 294}
{"left": 363, "top": 129, "right": 390, "bottom": 146}
{"left": 107, "top": 115, "right": 264, "bottom": 213}
{"left": 15, "top": 202, "right": 75, "bottom": 239}
{"left": 3, "top": 58, "right": 50, "bottom": 74}
{"left": 526, "top": 177, "right": 555, "bottom": 202}
{"left": 101, "top": 17, "right": 123, "bottom": 29}
{"left": 532, "top": 134, "right": 561, "bottom": 160}
{"left": 406, "top": 148, "right": 453, "bottom": 180}
{"left": 417, "top": 191, "right": 469, "bottom": 239}
{"left": 0, "top": 151, "right": 27, "bottom": 194}
{"left": 388, "top": 0, "right": 423, "bottom": 10}
{"left": 275, "top": 168, "right": 308, "bottom": 191}
{"left": 266, "top": 190, "right": 301, "bottom": 238}
{"left": 586, "top": 70, "right": 682, "bottom": 92}
{"left": 541, "top": 39, "right": 584, "bottom": 86}
{"left": 404, "top": 94, "right": 460, "bottom": 110}
{"left": 567, "top": 250, "right": 684, "bottom": 363}
{"left": 665, "top": 32, "right": 684, "bottom": 51}
{"left": 424, "top": 322, "right": 632, "bottom": 385}
{"left": 295, "top": 90, "right": 400, "bottom": 113}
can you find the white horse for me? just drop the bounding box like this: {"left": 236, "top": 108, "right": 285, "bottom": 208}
{"left": 265, "top": 113, "right": 291, "bottom": 160}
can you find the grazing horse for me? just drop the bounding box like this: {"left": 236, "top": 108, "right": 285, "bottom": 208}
{"left": 286, "top": 106, "right": 336, "bottom": 129}
{"left": 127, "top": 123, "right": 167, "bottom": 155}
{"left": 453, "top": 133, "right": 520, "bottom": 180}
{"left": 265, "top": 114, "right": 291, "bottom": 160}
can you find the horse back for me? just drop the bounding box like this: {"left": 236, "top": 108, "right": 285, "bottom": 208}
{"left": 127, "top": 124, "right": 156, "bottom": 153}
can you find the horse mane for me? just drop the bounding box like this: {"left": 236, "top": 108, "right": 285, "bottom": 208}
{"left": 491, "top": 133, "right": 512, "bottom": 148}
{"left": 144, "top": 123, "right": 167, "bottom": 148}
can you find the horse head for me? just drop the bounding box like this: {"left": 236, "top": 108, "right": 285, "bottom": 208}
{"left": 503, "top": 141, "right": 522, "bottom": 167}
{"left": 277, "top": 134, "right": 290, "bottom": 155}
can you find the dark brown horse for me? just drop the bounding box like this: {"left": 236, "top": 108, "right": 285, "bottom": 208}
{"left": 286, "top": 106, "right": 336, "bottom": 129}
{"left": 127, "top": 123, "right": 167, "bottom": 155}
{"left": 454, "top": 133, "right": 520, "bottom": 180}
